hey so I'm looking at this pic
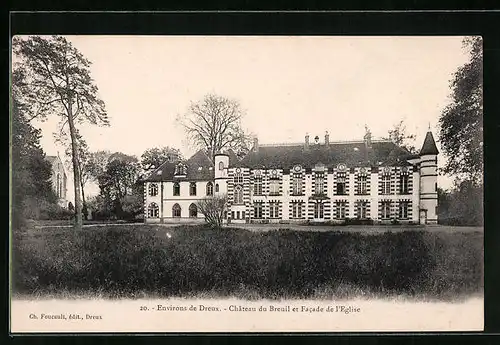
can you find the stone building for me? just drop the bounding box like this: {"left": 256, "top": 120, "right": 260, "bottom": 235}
{"left": 143, "top": 129, "right": 438, "bottom": 225}
{"left": 46, "top": 154, "right": 68, "bottom": 208}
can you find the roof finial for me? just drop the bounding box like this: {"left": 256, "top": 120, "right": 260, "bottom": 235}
{"left": 428, "top": 122, "right": 431, "bottom": 131}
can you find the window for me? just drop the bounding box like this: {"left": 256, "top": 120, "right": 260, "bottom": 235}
{"left": 381, "top": 201, "right": 391, "bottom": 219}
{"left": 399, "top": 174, "right": 409, "bottom": 194}
{"left": 336, "top": 172, "right": 347, "bottom": 195}
{"left": 269, "top": 179, "right": 280, "bottom": 195}
{"left": 173, "top": 182, "right": 180, "bottom": 196}
{"left": 269, "top": 202, "right": 279, "bottom": 218}
{"left": 206, "top": 182, "right": 213, "bottom": 196}
{"left": 172, "top": 203, "right": 181, "bottom": 218}
{"left": 292, "top": 174, "right": 302, "bottom": 195}
{"left": 219, "top": 161, "right": 224, "bottom": 170}
{"left": 189, "top": 203, "right": 197, "bottom": 218}
{"left": 315, "top": 173, "right": 324, "bottom": 195}
{"left": 253, "top": 202, "right": 263, "bottom": 219}
{"left": 234, "top": 185, "right": 243, "bottom": 204}
{"left": 175, "top": 163, "right": 187, "bottom": 175}
{"left": 56, "top": 173, "right": 60, "bottom": 197}
{"left": 234, "top": 172, "right": 243, "bottom": 184}
{"left": 215, "top": 183, "right": 219, "bottom": 193}
{"left": 399, "top": 201, "right": 409, "bottom": 219}
{"left": 254, "top": 176, "right": 263, "bottom": 195}
{"left": 292, "top": 202, "right": 302, "bottom": 219}
{"left": 357, "top": 201, "right": 367, "bottom": 219}
{"left": 189, "top": 182, "right": 197, "bottom": 196}
{"left": 148, "top": 183, "right": 159, "bottom": 196}
{"left": 381, "top": 174, "right": 391, "bottom": 195}
{"left": 435, "top": 182, "right": 437, "bottom": 192}
{"left": 336, "top": 202, "right": 347, "bottom": 219}
{"left": 357, "top": 174, "right": 367, "bottom": 195}
{"left": 231, "top": 211, "right": 234, "bottom": 219}
{"left": 148, "top": 202, "right": 159, "bottom": 218}
{"left": 314, "top": 202, "right": 324, "bottom": 219}
{"left": 236, "top": 211, "right": 241, "bottom": 219}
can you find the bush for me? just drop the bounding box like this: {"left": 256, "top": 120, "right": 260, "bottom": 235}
{"left": 345, "top": 218, "right": 374, "bottom": 226}
{"left": 11, "top": 225, "right": 483, "bottom": 300}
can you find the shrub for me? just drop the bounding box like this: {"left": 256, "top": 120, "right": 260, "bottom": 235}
{"left": 12, "top": 225, "right": 483, "bottom": 300}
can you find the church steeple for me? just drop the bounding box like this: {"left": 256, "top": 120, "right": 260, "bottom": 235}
{"left": 420, "top": 130, "right": 439, "bottom": 155}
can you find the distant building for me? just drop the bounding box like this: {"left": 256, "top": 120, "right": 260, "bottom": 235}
{"left": 143, "top": 129, "right": 439, "bottom": 225}
{"left": 46, "top": 154, "right": 68, "bottom": 208}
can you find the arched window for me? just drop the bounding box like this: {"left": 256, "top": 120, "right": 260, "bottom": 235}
{"left": 219, "top": 161, "right": 224, "bottom": 170}
{"left": 56, "top": 173, "right": 60, "bottom": 197}
{"left": 206, "top": 182, "right": 213, "bottom": 196}
{"left": 172, "top": 203, "right": 181, "bottom": 218}
{"left": 189, "top": 182, "right": 197, "bottom": 196}
{"left": 173, "top": 182, "right": 180, "bottom": 196}
{"left": 149, "top": 183, "right": 158, "bottom": 196}
{"left": 234, "top": 185, "right": 243, "bottom": 204}
{"left": 148, "top": 202, "right": 159, "bottom": 218}
{"left": 189, "top": 203, "right": 198, "bottom": 217}
{"left": 215, "top": 183, "right": 219, "bottom": 192}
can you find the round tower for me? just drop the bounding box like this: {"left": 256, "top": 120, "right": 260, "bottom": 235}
{"left": 419, "top": 130, "right": 439, "bottom": 224}
{"left": 214, "top": 152, "right": 229, "bottom": 196}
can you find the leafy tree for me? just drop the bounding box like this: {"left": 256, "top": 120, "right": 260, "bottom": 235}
{"left": 13, "top": 35, "right": 109, "bottom": 229}
{"left": 439, "top": 36, "right": 483, "bottom": 184}
{"left": 95, "top": 153, "right": 141, "bottom": 219}
{"left": 140, "top": 146, "right": 182, "bottom": 171}
{"left": 177, "top": 94, "right": 252, "bottom": 161}
{"left": 11, "top": 90, "right": 57, "bottom": 229}
{"left": 384, "top": 120, "right": 417, "bottom": 154}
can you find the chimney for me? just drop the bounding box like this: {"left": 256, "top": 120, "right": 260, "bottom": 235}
{"left": 364, "top": 126, "right": 372, "bottom": 149}
{"left": 253, "top": 137, "right": 259, "bottom": 153}
{"left": 325, "top": 131, "right": 330, "bottom": 146}
{"left": 304, "top": 133, "right": 310, "bottom": 150}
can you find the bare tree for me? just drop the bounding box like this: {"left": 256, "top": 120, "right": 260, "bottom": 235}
{"left": 13, "top": 36, "right": 109, "bottom": 230}
{"left": 196, "top": 195, "right": 227, "bottom": 229}
{"left": 383, "top": 120, "right": 417, "bottom": 154}
{"left": 177, "top": 94, "right": 252, "bottom": 161}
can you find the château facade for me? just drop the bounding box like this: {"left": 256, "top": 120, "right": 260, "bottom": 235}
{"left": 143, "top": 129, "right": 439, "bottom": 225}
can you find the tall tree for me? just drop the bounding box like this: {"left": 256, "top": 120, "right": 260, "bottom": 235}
{"left": 11, "top": 87, "right": 56, "bottom": 229}
{"left": 56, "top": 128, "right": 91, "bottom": 219}
{"left": 95, "top": 153, "right": 141, "bottom": 219}
{"left": 177, "top": 94, "right": 252, "bottom": 161}
{"left": 439, "top": 36, "right": 483, "bottom": 184}
{"left": 384, "top": 120, "right": 417, "bottom": 154}
{"left": 12, "top": 35, "right": 109, "bottom": 229}
{"left": 140, "top": 146, "right": 182, "bottom": 171}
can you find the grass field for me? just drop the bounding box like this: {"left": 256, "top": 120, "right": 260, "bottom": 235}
{"left": 11, "top": 224, "right": 483, "bottom": 301}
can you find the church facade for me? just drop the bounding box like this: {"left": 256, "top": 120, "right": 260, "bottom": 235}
{"left": 46, "top": 154, "right": 68, "bottom": 208}
{"left": 142, "top": 130, "right": 439, "bottom": 225}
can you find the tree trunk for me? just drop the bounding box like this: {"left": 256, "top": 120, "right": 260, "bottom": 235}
{"left": 81, "top": 178, "right": 87, "bottom": 221}
{"left": 67, "top": 110, "right": 83, "bottom": 230}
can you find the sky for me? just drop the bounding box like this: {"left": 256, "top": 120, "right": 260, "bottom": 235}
{"left": 28, "top": 35, "right": 471, "bottom": 200}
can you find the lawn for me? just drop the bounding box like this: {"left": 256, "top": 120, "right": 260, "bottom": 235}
{"left": 11, "top": 224, "right": 483, "bottom": 301}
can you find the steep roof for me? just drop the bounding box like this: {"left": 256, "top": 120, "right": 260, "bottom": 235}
{"left": 420, "top": 131, "right": 439, "bottom": 155}
{"left": 236, "top": 140, "right": 413, "bottom": 169}
{"left": 143, "top": 149, "right": 214, "bottom": 182}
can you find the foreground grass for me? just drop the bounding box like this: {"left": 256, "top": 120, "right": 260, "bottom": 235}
{"left": 11, "top": 225, "right": 483, "bottom": 301}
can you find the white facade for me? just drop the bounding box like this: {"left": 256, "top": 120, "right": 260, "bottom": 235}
{"left": 143, "top": 130, "right": 439, "bottom": 225}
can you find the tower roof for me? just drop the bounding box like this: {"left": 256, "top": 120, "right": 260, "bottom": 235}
{"left": 420, "top": 131, "right": 439, "bottom": 155}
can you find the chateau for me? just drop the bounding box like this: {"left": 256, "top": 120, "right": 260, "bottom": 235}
{"left": 143, "top": 129, "right": 439, "bottom": 225}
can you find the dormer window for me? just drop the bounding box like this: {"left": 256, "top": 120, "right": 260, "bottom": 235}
{"left": 175, "top": 163, "right": 187, "bottom": 176}
{"left": 219, "top": 161, "right": 224, "bottom": 170}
